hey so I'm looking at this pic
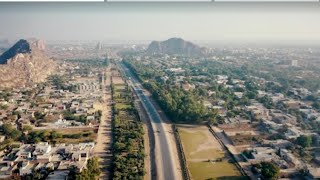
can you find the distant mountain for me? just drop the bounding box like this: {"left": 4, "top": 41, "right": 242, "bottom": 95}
{"left": 0, "top": 39, "right": 56, "bottom": 88}
{"left": 0, "top": 39, "right": 31, "bottom": 64}
{"left": 146, "top": 38, "right": 207, "bottom": 56}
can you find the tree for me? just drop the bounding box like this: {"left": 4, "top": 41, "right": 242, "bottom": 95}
{"left": 312, "top": 134, "right": 319, "bottom": 147}
{"left": 226, "top": 111, "right": 236, "bottom": 118}
{"left": 246, "top": 91, "right": 257, "bottom": 100}
{"left": 87, "top": 157, "right": 101, "bottom": 175}
{"left": 22, "top": 125, "right": 33, "bottom": 132}
{"left": 50, "top": 131, "right": 62, "bottom": 140}
{"left": 208, "top": 109, "right": 219, "bottom": 125}
{"left": 313, "top": 102, "right": 320, "bottom": 110}
{"left": 240, "top": 96, "right": 250, "bottom": 106}
{"left": 0, "top": 104, "right": 8, "bottom": 110}
{"left": 295, "top": 135, "right": 312, "bottom": 148}
{"left": 259, "top": 162, "right": 280, "bottom": 179}
{"left": 74, "top": 157, "right": 101, "bottom": 180}
{"left": 2, "top": 123, "right": 22, "bottom": 140}
{"left": 306, "top": 95, "right": 317, "bottom": 101}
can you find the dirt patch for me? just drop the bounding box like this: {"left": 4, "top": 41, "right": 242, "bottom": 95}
{"left": 112, "top": 76, "right": 125, "bottom": 85}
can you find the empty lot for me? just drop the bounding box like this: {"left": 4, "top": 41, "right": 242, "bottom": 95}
{"left": 178, "top": 125, "right": 244, "bottom": 180}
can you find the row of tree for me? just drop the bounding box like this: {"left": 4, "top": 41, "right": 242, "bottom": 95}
{"left": 110, "top": 79, "right": 145, "bottom": 179}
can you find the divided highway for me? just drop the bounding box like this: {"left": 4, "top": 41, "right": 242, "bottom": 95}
{"left": 119, "top": 62, "right": 179, "bottom": 180}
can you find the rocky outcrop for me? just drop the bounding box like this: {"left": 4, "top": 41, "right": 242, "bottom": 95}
{"left": 0, "top": 39, "right": 57, "bottom": 88}
{"left": 146, "top": 37, "right": 207, "bottom": 57}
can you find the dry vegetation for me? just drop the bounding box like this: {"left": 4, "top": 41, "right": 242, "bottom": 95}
{"left": 178, "top": 125, "right": 243, "bottom": 180}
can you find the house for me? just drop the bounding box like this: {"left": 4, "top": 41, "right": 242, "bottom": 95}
{"left": 215, "top": 75, "right": 228, "bottom": 85}
{"left": 257, "top": 90, "right": 267, "bottom": 98}
{"left": 168, "top": 67, "right": 185, "bottom": 73}
{"left": 203, "top": 101, "right": 213, "bottom": 109}
{"left": 271, "top": 111, "right": 297, "bottom": 125}
{"left": 72, "top": 150, "right": 89, "bottom": 162}
{"left": 160, "top": 76, "right": 169, "bottom": 82}
{"left": 47, "top": 170, "right": 69, "bottom": 180}
{"left": 36, "top": 154, "right": 52, "bottom": 163}
{"left": 71, "top": 101, "right": 80, "bottom": 109}
{"left": 208, "top": 90, "right": 216, "bottom": 97}
{"left": 217, "top": 100, "right": 226, "bottom": 106}
{"left": 34, "top": 142, "right": 52, "bottom": 163}
{"left": 262, "top": 120, "right": 282, "bottom": 131}
{"left": 270, "top": 93, "right": 285, "bottom": 103}
{"left": 216, "top": 75, "right": 228, "bottom": 81}
{"left": 299, "top": 109, "right": 319, "bottom": 120}
{"left": 0, "top": 136, "right": 5, "bottom": 143}
{"left": 279, "top": 149, "right": 301, "bottom": 168}
{"left": 231, "top": 79, "right": 244, "bottom": 85}
{"left": 246, "top": 103, "right": 269, "bottom": 120}
{"left": 272, "top": 158, "right": 289, "bottom": 169}
{"left": 291, "top": 88, "right": 311, "bottom": 98}
{"left": 248, "top": 147, "right": 279, "bottom": 163}
{"left": 263, "top": 139, "right": 292, "bottom": 149}
{"left": 56, "top": 104, "right": 66, "bottom": 110}
{"left": 285, "top": 126, "right": 303, "bottom": 139}
{"left": 19, "top": 161, "right": 33, "bottom": 176}
{"left": 35, "top": 142, "right": 51, "bottom": 154}
{"left": 234, "top": 92, "right": 244, "bottom": 99}
{"left": 38, "top": 103, "right": 53, "bottom": 109}
{"left": 16, "top": 145, "right": 33, "bottom": 160}
{"left": 226, "top": 85, "right": 234, "bottom": 89}
{"left": 281, "top": 99, "right": 302, "bottom": 109}
{"left": 0, "top": 162, "right": 15, "bottom": 178}
{"left": 181, "top": 83, "right": 195, "bottom": 91}
{"left": 308, "top": 168, "right": 320, "bottom": 179}
{"left": 86, "top": 115, "right": 95, "bottom": 122}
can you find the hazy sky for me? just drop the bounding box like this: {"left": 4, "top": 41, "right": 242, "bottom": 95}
{"left": 0, "top": 2, "right": 320, "bottom": 44}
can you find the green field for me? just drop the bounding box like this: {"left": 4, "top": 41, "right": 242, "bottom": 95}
{"left": 178, "top": 126, "right": 243, "bottom": 180}
{"left": 114, "top": 85, "right": 126, "bottom": 90}
{"left": 115, "top": 103, "right": 132, "bottom": 110}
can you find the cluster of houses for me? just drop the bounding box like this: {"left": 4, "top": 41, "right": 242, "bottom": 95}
{"left": 0, "top": 142, "right": 95, "bottom": 179}
{"left": 0, "top": 74, "right": 103, "bottom": 131}
{"left": 0, "top": 65, "right": 104, "bottom": 179}
{"left": 205, "top": 75, "right": 320, "bottom": 178}
{"left": 161, "top": 65, "right": 320, "bottom": 178}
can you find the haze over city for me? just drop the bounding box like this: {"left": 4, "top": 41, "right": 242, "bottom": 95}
{"left": 0, "top": 3, "right": 320, "bottom": 45}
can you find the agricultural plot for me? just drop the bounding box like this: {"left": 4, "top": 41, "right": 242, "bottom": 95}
{"left": 178, "top": 125, "right": 243, "bottom": 180}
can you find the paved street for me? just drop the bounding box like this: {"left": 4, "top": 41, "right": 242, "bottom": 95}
{"left": 120, "top": 63, "right": 180, "bottom": 180}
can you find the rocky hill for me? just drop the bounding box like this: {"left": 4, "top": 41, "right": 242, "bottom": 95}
{"left": 146, "top": 38, "right": 207, "bottom": 56}
{"left": 0, "top": 39, "right": 56, "bottom": 88}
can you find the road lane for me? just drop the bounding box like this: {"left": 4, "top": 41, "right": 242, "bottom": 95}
{"left": 120, "top": 62, "right": 178, "bottom": 180}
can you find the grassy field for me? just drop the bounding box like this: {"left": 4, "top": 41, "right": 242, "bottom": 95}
{"left": 54, "top": 128, "right": 94, "bottom": 134}
{"left": 178, "top": 125, "right": 243, "bottom": 180}
{"left": 32, "top": 128, "right": 97, "bottom": 144}
{"left": 113, "top": 84, "right": 127, "bottom": 100}
{"left": 115, "top": 103, "right": 132, "bottom": 110}
{"left": 114, "top": 85, "right": 126, "bottom": 90}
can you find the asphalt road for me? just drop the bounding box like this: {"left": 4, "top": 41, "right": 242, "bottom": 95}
{"left": 120, "top": 63, "right": 176, "bottom": 180}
